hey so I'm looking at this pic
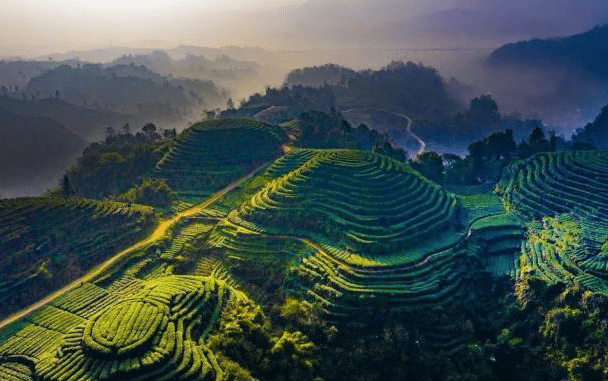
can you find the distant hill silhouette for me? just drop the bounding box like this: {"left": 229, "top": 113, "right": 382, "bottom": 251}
{"left": 486, "top": 24, "right": 608, "bottom": 77}
{"left": 482, "top": 25, "right": 608, "bottom": 127}
{"left": 0, "top": 59, "right": 79, "bottom": 90}
{"left": 0, "top": 106, "right": 86, "bottom": 196}
{"left": 25, "top": 63, "right": 227, "bottom": 116}
{"left": 0, "top": 97, "right": 126, "bottom": 141}
{"left": 112, "top": 50, "right": 259, "bottom": 81}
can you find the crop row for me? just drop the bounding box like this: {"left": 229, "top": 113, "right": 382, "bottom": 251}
{"left": 235, "top": 150, "right": 457, "bottom": 254}
{"left": 0, "top": 324, "right": 63, "bottom": 358}
{"left": 499, "top": 151, "right": 608, "bottom": 219}
{"left": 154, "top": 118, "right": 286, "bottom": 199}
{"left": 0, "top": 197, "right": 156, "bottom": 319}
{"left": 35, "top": 275, "right": 253, "bottom": 381}
{"left": 0, "top": 363, "right": 34, "bottom": 381}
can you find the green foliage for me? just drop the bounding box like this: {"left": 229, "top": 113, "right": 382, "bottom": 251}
{"left": 512, "top": 276, "right": 608, "bottom": 381}
{"left": 412, "top": 151, "right": 444, "bottom": 183}
{"left": 117, "top": 178, "right": 177, "bottom": 208}
{"left": 66, "top": 127, "right": 172, "bottom": 199}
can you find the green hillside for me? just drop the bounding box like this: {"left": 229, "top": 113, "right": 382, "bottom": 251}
{"left": 498, "top": 151, "right": 608, "bottom": 293}
{"left": 153, "top": 118, "right": 288, "bottom": 201}
{"left": 205, "top": 149, "right": 506, "bottom": 319}
{"left": 235, "top": 149, "right": 457, "bottom": 254}
{"left": 499, "top": 150, "right": 608, "bottom": 219}
{"left": 7, "top": 114, "right": 608, "bottom": 380}
{"left": 0, "top": 197, "right": 156, "bottom": 319}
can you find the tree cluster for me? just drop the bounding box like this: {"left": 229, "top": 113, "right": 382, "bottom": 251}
{"left": 65, "top": 123, "right": 173, "bottom": 199}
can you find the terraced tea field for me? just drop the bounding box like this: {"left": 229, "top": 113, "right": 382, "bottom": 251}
{"left": 154, "top": 118, "right": 287, "bottom": 201}
{"left": 0, "top": 275, "right": 260, "bottom": 381}
{"left": 5, "top": 114, "right": 608, "bottom": 380}
{"left": 499, "top": 150, "right": 608, "bottom": 219}
{"left": 237, "top": 149, "right": 458, "bottom": 254}
{"left": 498, "top": 151, "right": 608, "bottom": 292}
{"left": 0, "top": 197, "right": 156, "bottom": 319}
{"left": 205, "top": 149, "right": 513, "bottom": 319}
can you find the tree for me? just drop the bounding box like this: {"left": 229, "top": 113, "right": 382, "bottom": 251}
{"left": 467, "top": 95, "right": 500, "bottom": 124}
{"left": 105, "top": 126, "right": 115, "bottom": 140}
{"left": 227, "top": 97, "right": 235, "bottom": 110}
{"left": 61, "top": 175, "right": 75, "bottom": 198}
{"left": 572, "top": 104, "right": 608, "bottom": 149}
{"left": 163, "top": 128, "right": 177, "bottom": 139}
{"left": 412, "top": 151, "right": 444, "bottom": 183}
{"left": 443, "top": 154, "right": 470, "bottom": 184}
{"left": 142, "top": 123, "right": 159, "bottom": 140}
{"left": 522, "top": 127, "right": 551, "bottom": 157}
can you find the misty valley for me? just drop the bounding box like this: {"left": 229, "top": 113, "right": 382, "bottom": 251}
{"left": 3, "top": 2, "right": 608, "bottom": 380}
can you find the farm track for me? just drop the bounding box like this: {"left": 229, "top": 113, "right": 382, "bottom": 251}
{"left": 0, "top": 163, "right": 268, "bottom": 331}
{"left": 342, "top": 107, "right": 425, "bottom": 156}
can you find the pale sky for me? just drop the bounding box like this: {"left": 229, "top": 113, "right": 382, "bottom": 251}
{"left": 1, "top": 0, "right": 606, "bottom": 57}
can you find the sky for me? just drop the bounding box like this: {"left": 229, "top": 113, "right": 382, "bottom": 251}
{"left": 1, "top": 0, "right": 607, "bottom": 57}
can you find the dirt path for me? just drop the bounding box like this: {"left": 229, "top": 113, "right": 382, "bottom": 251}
{"left": 0, "top": 164, "right": 266, "bottom": 331}
{"left": 342, "top": 107, "right": 426, "bottom": 156}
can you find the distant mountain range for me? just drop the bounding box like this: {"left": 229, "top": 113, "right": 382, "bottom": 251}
{"left": 480, "top": 25, "right": 608, "bottom": 129}
{"left": 0, "top": 97, "right": 126, "bottom": 141}
{"left": 0, "top": 106, "right": 86, "bottom": 197}
{"left": 486, "top": 24, "right": 608, "bottom": 78}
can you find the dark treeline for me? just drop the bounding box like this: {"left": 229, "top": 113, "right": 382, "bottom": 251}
{"left": 237, "top": 61, "right": 459, "bottom": 122}
{"left": 412, "top": 126, "right": 556, "bottom": 185}
{"left": 64, "top": 123, "right": 175, "bottom": 200}
{"left": 412, "top": 94, "right": 542, "bottom": 149}
{"left": 294, "top": 110, "right": 407, "bottom": 162}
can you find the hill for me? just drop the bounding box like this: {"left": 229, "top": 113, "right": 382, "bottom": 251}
{"left": 498, "top": 151, "right": 608, "bottom": 290}
{"left": 153, "top": 118, "right": 288, "bottom": 201}
{"left": 25, "top": 63, "right": 227, "bottom": 116}
{"left": 0, "top": 96, "right": 127, "bottom": 142}
{"left": 237, "top": 61, "right": 460, "bottom": 122}
{"left": 486, "top": 25, "right": 608, "bottom": 77}
{"left": 7, "top": 116, "right": 608, "bottom": 380}
{"left": 0, "top": 59, "right": 79, "bottom": 90}
{"left": 0, "top": 197, "right": 156, "bottom": 320}
{"left": 0, "top": 107, "right": 86, "bottom": 197}
{"left": 483, "top": 25, "right": 608, "bottom": 126}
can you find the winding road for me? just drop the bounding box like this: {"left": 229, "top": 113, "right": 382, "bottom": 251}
{"left": 342, "top": 107, "right": 426, "bottom": 156}
{"left": 0, "top": 164, "right": 267, "bottom": 332}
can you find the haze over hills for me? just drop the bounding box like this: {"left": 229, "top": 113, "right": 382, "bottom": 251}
{"left": 481, "top": 25, "right": 608, "bottom": 132}
{"left": 0, "top": 107, "right": 86, "bottom": 197}
{"left": 6, "top": 2, "right": 608, "bottom": 379}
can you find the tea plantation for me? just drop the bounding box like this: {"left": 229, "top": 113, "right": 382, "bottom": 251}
{"left": 4, "top": 117, "right": 608, "bottom": 380}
